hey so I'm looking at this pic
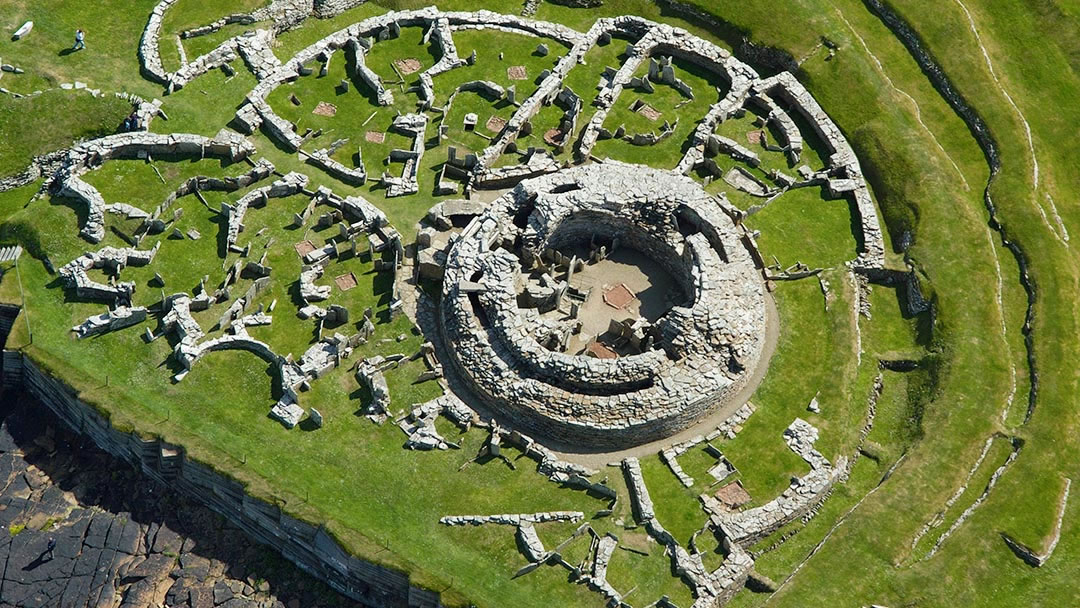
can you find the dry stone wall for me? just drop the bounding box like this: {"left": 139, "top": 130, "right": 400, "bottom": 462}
{"left": 439, "top": 162, "right": 767, "bottom": 449}
{"left": 6, "top": 6, "right": 901, "bottom": 607}
{"left": 222, "top": 8, "right": 886, "bottom": 278}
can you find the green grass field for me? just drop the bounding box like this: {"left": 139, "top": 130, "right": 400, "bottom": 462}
{"left": 1, "top": 0, "right": 1078, "bottom": 606}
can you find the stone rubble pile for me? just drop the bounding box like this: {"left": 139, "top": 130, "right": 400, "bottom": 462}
{"left": 174, "top": 158, "right": 276, "bottom": 199}
{"left": 299, "top": 264, "right": 332, "bottom": 302}
{"left": 162, "top": 294, "right": 205, "bottom": 347}
{"left": 586, "top": 533, "right": 619, "bottom": 596}
{"left": 398, "top": 408, "right": 451, "bottom": 450}
{"left": 302, "top": 147, "right": 366, "bottom": 185}
{"left": 517, "top": 523, "right": 548, "bottom": 563}
{"left": 72, "top": 306, "right": 148, "bottom": 339}
{"left": 59, "top": 176, "right": 109, "bottom": 243}
{"left": 472, "top": 147, "right": 560, "bottom": 190}
{"left": 356, "top": 358, "right": 391, "bottom": 422}
{"left": 411, "top": 392, "right": 475, "bottom": 430}
{"left": 708, "top": 402, "right": 756, "bottom": 441}
{"left": 236, "top": 29, "right": 282, "bottom": 80}
{"left": 179, "top": 13, "right": 255, "bottom": 39}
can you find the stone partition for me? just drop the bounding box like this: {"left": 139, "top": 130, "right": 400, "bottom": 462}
{"left": 50, "top": 131, "right": 255, "bottom": 243}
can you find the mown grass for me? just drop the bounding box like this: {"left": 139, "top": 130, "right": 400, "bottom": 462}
{"left": 157, "top": 0, "right": 269, "bottom": 73}
{"left": 746, "top": 188, "right": 859, "bottom": 270}
{"left": 0, "top": 0, "right": 159, "bottom": 97}
{"left": 0, "top": 90, "right": 131, "bottom": 178}
{"left": 669, "top": 0, "right": 1080, "bottom": 605}
{"left": 5, "top": 0, "right": 1070, "bottom": 606}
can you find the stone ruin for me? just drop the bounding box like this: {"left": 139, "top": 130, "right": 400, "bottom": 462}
{"left": 437, "top": 162, "right": 767, "bottom": 449}
{"left": 218, "top": 7, "right": 885, "bottom": 276}
{"left": 59, "top": 243, "right": 160, "bottom": 305}
{"left": 623, "top": 456, "right": 754, "bottom": 608}
{"left": 0, "top": 5, "right": 915, "bottom": 607}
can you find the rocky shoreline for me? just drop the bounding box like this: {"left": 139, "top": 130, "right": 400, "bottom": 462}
{"left": 0, "top": 391, "right": 362, "bottom": 608}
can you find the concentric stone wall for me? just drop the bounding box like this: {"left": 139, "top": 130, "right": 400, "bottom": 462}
{"left": 439, "top": 162, "right": 767, "bottom": 449}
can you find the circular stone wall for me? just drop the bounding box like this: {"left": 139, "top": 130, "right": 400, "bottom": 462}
{"left": 439, "top": 162, "right": 767, "bottom": 449}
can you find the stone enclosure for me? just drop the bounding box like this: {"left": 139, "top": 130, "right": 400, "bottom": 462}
{"left": 0, "top": 3, "right": 910, "bottom": 608}
{"left": 439, "top": 163, "right": 767, "bottom": 449}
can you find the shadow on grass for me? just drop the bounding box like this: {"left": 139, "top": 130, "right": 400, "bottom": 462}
{"left": 344, "top": 47, "right": 385, "bottom": 108}
{"left": 889, "top": 284, "right": 934, "bottom": 348}
{"left": 287, "top": 276, "right": 307, "bottom": 310}
{"left": 47, "top": 194, "right": 90, "bottom": 235}
{"left": 46, "top": 276, "right": 113, "bottom": 307}
{"left": 847, "top": 195, "right": 866, "bottom": 256}
{"left": 350, "top": 382, "right": 372, "bottom": 414}
{"left": 212, "top": 210, "right": 229, "bottom": 259}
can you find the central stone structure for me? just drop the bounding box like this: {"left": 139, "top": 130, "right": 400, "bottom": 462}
{"left": 439, "top": 162, "right": 768, "bottom": 449}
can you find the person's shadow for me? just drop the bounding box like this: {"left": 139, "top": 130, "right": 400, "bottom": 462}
{"left": 58, "top": 48, "right": 76, "bottom": 57}
{"left": 22, "top": 551, "right": 52, "bottom": 571}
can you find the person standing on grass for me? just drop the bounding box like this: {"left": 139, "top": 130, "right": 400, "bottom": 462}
{"left": 72, "top": 28, "right": 85, "bottom": 51}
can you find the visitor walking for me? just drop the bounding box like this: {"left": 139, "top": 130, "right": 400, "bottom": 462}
{"left": 44, "top": 537, "right": 56, "bottom": 561}
{"left": 72, "top": 28, "right": 85, "bottom": 51}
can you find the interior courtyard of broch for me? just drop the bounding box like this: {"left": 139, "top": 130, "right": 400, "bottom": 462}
{"left": 0, "top": 1, "right": 1069, "bottom": 607}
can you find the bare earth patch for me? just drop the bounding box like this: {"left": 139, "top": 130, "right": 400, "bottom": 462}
{"left": 543, "top": 128, "right": 564, "bottom": 146}
{"left": 714, "top": 481, "right": 753, "bottom": 510}
{"left": 485, "top": 115, "right": 507, "bottom": 132}
{"left": 586, "top": 341, "right": 619, "bottom": 359}
{"left": 746, "top": 130, "right": 766, "bottom": 146}
{"left": 602, "top": 283, "right": 636, "bottom": 310}
{"left": 637, "top": 103, "right": 662, "bottom": 121}
{"left": 334, "top": 272, "right": 358, "bottom": 291}
{"left": 365, "top": 130, "right": 385, "bottom": 143}
{"left": 507, "top": 65, "right": 528, "bottom": 80}
{"left": 312, "top": 102, "right": 337, "bottom": 117}
{"left": 394, "top": 58, "right": 422, "bottom": 75}
{"left": 390, "top": 57, "right": 419, "bottom": 75}
{"left": 294, "top": 240, "right": 316, "bottom": 257}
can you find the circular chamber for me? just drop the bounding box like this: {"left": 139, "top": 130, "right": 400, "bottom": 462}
{"left": 439, "top": 162, "right": 768, "bottom": 450}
